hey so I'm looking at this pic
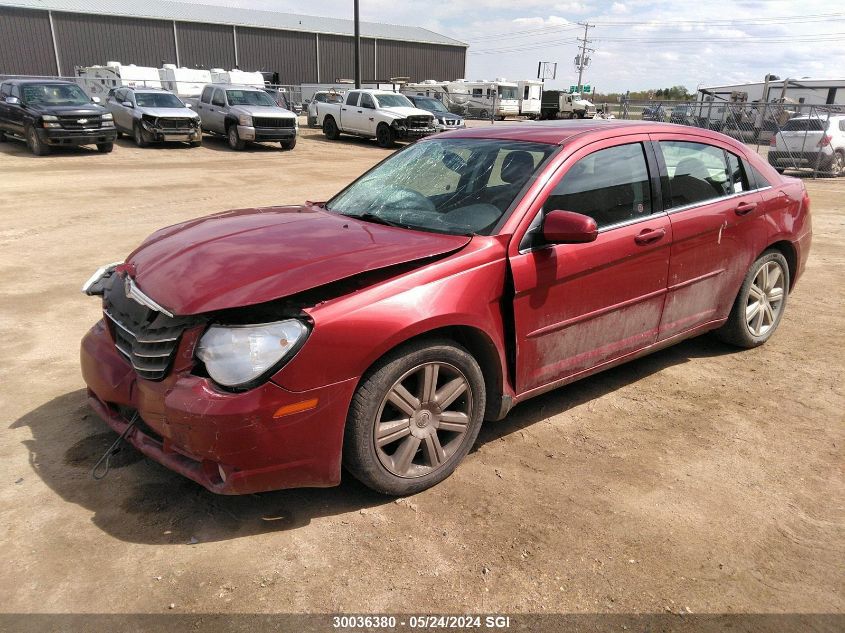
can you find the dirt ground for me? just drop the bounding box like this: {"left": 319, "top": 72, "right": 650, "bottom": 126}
{"left": 0, "top": 120, "right": 842, "bottom": 617}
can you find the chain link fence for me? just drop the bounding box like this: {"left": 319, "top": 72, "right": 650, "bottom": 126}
{"left": 612, "top": 98, "right": 845, "bottom": 178}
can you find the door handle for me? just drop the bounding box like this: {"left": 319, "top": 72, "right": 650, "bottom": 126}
{"left": 342, "top": 107, "right": 347, "bottom": 111}
{"left": 357, "top": 109, "right": 362, "bottom": 113}
{"left": 735, "top": 202, "right": 757, "bottom": 216}
{"left": 634, "top": 228, "right": 666, "bottom": 245}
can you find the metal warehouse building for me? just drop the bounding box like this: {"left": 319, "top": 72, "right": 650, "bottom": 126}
{"left": 0, "top": 0, "right": 467, "bottom": 83}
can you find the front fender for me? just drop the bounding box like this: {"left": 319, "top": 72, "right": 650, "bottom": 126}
{"left": 272, "top": 237, "right": 511, "bottom": 396}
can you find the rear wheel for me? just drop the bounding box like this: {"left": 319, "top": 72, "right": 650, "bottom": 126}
{"left": 714, "top": 250, "right": 789, "bottom": 348}
{"left": 376, "top": 123, "right": 395, "bottom": 149}
{"left": 227, "top": 124, "right": 246, "bottom": 150}
{"left": 26, "top": 125, "right": 50, "bottom": 156}
{"left": 827, "top": 150, "right": 844, "bottom": 177}
{"left": 479, "top": 109, "right": 489, "bottom": 119}
{"left": 343, "top": 340, "right": 485, "bottom": 496}
{"left": 322, "top": 116, "right": 340, "bottom": 140}
{"left": 96, "top": 142, "right": 113, "bottom": 153}
{"left": 280, "top": 137, "right": 297, "bottom": 150}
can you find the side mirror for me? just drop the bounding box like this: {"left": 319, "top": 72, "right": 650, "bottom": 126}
{"left": 542, "top": 210, "right": 598, "bottom": 244}
{"left": 91, "top": 96, "right": 101, "bottom": 104}
{"left": 4, "top": 96, "right": 20, "bottom": 105}
{"left": 122, "top": 101, "right": 133, "bottom": 108}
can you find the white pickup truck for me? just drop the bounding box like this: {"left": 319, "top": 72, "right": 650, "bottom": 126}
{"left": 316, "top": 89, "right": 437, "bottom": 148}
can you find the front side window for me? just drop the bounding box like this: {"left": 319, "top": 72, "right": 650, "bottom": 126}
{"left": 21, "top": 83, "right": 90, "bottom": 106}
{"left": 211, "top": 89, "right": 225, "bottom": 107}
{"left": 225, "top": 90, "right": 275, "bottom": 106}
{"left": 659, "top": 141, "right": 732, "bottom": 207}
{"left": 200, "top": 86, "right": 213, "bottom": 104}
{"left": 544, "top": 143, "right": 654, "bottom": 229}
{"left": 326, "top": 138, "right": 557, "bottom": 236}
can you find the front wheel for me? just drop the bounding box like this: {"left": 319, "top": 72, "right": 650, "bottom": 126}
{"left": 227, "top": 125, "right": 246, "bottom": 150}
{"left": 280, "top": 136, "right": 297, "bottom": 150}
{"left": 343, "top": 340, "right": 486, "bottom": 496}
{"left": 133, "top": 123, "right": 149, "bottom": 148}
{"left": 26, "top": 125, "right": 50, "bottom": 155}
{"left": 96, "top": 142, "right": 113, "bottom": 153}
{"left": 376, "top": 123, "right": 395, "bottom": 149}
{"left": 714, "top": 250, "right": 789, "bottom": 348}
{"left": 322, "top": 116, "right": 340, "bottom": 140}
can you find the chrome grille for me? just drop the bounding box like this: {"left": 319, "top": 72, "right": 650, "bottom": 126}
{"left": 58, "top": 115, "right": 102, "bottom": 130}
{"left": 102, "top": 275, "right": 186, "bottom": 381}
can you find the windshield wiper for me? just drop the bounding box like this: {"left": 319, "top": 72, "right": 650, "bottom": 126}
{"left": 349, "top": 212, "right": 408, "bottom": 229}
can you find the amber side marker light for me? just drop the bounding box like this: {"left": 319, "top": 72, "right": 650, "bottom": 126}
{"left": 273, "top": 398, "right": 319, "bottom": 418}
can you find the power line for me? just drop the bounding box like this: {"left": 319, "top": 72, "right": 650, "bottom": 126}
{"left": 465, "top": 23, "right": 581, "bottom": 42}
{"left": 574, "top": 22, "right": 594, "bottom": 91}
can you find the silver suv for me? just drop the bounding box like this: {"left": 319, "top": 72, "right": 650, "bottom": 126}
{"left": 106, "top": 87, "right": 201, "bottom": 147}
{"left": 189, "top": 84, "right": 298, "bottom": 150}
{"left": 768, "top": 114, "right": 845, "bottom": 176}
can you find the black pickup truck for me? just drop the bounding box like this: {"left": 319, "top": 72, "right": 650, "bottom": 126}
{"left": 0, "top": 79, "right": 117, "bottom": 155}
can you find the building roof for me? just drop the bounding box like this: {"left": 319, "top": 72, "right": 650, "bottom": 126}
{"left": 0, "top": 0, "right": 467, "bottom": 47}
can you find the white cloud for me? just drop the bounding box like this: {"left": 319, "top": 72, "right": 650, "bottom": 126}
{"left": 553, "top": 1, "right": 590, "bottom": 13}
{"left": 611, "top": 2, "right": 629, "bottom": 13}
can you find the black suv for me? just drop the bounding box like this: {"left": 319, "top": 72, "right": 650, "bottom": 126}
{"left": 0, "top": 79, "right": 117, "bottom": 155}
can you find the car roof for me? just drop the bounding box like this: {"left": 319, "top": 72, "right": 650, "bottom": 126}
{"left": 4, "top": 79, "right": 77, "bottom": 86}
{"left": 206, "top": 83, "right": 264, "bottom": 90}
{"left": 439, "top": 120, "right": 743, "bottom": 146}
{"left": 126, "top": 87, "right": 170, "bottom": 93}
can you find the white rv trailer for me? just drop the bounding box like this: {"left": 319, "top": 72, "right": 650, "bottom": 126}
{"left": 209, "top": 69, "right": 265, "bottom": 88}
{"left": 697, "top": 77, "right": 845, "bottom": 107}
{"left": 401, "top": 80, "right": 471, "bottom": 115}
{"left": 159, "top": 65, "right": 213, "bottom": 98}
{"left": 448, "top": 79, "right": 520, "bottom": 119}
{"left": 517, "top": 80, "right": 543, "bottom": 118}
{"left": 75, "top": 62, "right": 162, "bottom": 98}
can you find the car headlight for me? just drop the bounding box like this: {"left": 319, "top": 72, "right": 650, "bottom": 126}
{"left": 239, "top": 114, "right": 253, "bottom": 126}
{"left": 196, "top": 320, "right": 309, "bottom": 388}
{"left": 42, "top": 115, "right": 58, "bottom": 121}
{"left": 102, "top": 112, "right": 113, "bottom": 120}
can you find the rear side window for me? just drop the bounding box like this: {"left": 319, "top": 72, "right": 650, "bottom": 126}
{"left": 725, "top": 152, "right": 750, "bottom": 194}
{"left": 0, "top": 83, "right": 9, "bottom": 98}
{"left": 314, "top": 93, "right": 326, "bottom": 103}
{"left": 345, "top": 92, "right": 359, "bottom": 106}
{"left": 743, "top": 159, "right": 772, "bottom": 189}
{"left": 544, "top": 143, "right": 654, "bottom": 229}
{"left": 782, "top": 118, "right": 824, "bottom": 132}
{"left": 200, "top": 86, "right": 213, "bottom": 104}
{"left": 659, "top": 141, "right": 731, "bottom": 208}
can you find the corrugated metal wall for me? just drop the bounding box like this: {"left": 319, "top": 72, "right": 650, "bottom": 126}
{"left": 0, "top": 7, "right": 57, "bottom": 75}
{"left": 0, "top": 7, "right": 466, "bottom": 84}
{"left": 176, "top": 22, "right": 235, "bottom": 69}
{"left": 237, "top": 27, "right": 317, "bottom": 84}
{"left": 52, "top": 12, "right": 176, "bottom": 75}
{"left": 377, "top": 40, "right": 465, "bottom": 82}
{"left": 318, "top": 34, "right": 376, "bottom": 82}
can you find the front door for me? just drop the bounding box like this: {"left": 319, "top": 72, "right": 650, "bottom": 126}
{"left": 510, "top": 137, "right": 671, "bottom": 395}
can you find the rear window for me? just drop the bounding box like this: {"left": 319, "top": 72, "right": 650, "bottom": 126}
{"left": 782, "top": 118, "right": 825, "bottom": 132}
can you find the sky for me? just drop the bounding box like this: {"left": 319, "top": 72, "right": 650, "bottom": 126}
{"left": 181, "top": 0, "right": 845, "bottom": 93}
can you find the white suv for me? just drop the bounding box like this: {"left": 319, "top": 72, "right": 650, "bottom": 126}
{"left": 768, "top": 114, "right": 845, "bottom": 176}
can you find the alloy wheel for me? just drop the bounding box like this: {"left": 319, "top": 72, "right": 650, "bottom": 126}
{"left": 373, "top": 361, "right": 473, "bottom": 478}
{"left": 745, "top": 261, "right": 786, "bottom": 337}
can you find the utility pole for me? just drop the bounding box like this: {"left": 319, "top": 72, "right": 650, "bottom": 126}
{"left": 354, "top": 0, "right": 361, "bottom": 88}
{"left": 574, "top": 22, "right": 594, "bottom": 93}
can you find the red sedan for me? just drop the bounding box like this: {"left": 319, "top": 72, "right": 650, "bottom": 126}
{"left": 80, "top": 121, "right": 812, "bottom": 496}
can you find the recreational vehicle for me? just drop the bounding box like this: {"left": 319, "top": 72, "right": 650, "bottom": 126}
{"left": 401, "top": 80, "right": 471, "bottom": 116}
{"left": 448, "top": 79, "right": 519, "bottom": 119}
{"left": 75, "top": 62, "right": 162, "bottom": 98}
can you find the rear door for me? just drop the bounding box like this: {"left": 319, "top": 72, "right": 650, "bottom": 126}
{"left": 207, "top": 89, "right": 227, "bottom": 133}
{"left": 651, "top": 134, "right": 768, "bottom": 339}
{"left": 509, "top": 136, "right": 671, "bottom": 394}
{"left": 341, "top": 91, "right": 361, "bottom": 133}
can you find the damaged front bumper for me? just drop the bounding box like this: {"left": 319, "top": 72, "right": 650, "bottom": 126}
{"left": 80, "top": 318, "right": 356, "bottom": 494}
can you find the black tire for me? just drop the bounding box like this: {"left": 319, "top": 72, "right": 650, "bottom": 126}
{"left": 343, "top": 339, "right": 486, "bottom": 496}
{"left": 96, "top": 142, "right": 114, "bottom": 153}
{"left": 322, "top": 116, "right": 340, "bottom": 140}
{"left": 133, "top": 123, "right": 149, "bottom": 148}
{"left": 280, "top": 136, "right": 297, "bottom": 150}
{"left": 227, "top": 124, "right": 246, "bottom": 150}
{"left": 714, "top": 250, "right": 790, "bottom": 349}
{"left": 0, "top": 130, "right": 5, "bottom": 142}
{"left": 479, "top": 109, "right": 488, "bottom": 120}
{"left": 26, "top": 125, "right": 50, "bottom": 156}
{"left": 826, "top": 150, "right": 844, "bottom": 177}
{"left": 307, "top": 115, "right": 317, "bottom": 128}
{"left": 189, "top": 139, "right": 202, "bottom": 147}
{"left": 376, "top": 123, "right": 395, "bottom": 149}
{"left": 115, "top": 130, "right": 123, "bottom": 139}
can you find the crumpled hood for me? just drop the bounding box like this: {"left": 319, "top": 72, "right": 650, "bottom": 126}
{"left": 126, "top": 206, "right": 470, "bottom": 316}
{"left": 137, "top": 107, "right": 199, "bottom": 119}
{"left": 381, "top": 106, "right": 435, "bottom": 120}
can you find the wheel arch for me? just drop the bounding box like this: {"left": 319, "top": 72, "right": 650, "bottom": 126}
{"left": 356, "top": 324, "right": 506, "bottom": 423}
{"left": 764, "top": 240, "right": 797, "bottom": 290}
